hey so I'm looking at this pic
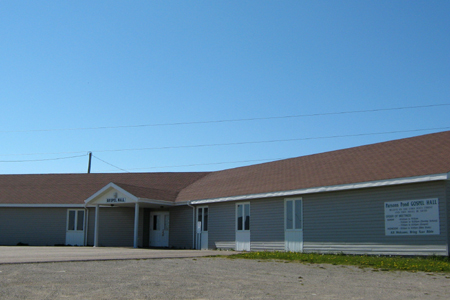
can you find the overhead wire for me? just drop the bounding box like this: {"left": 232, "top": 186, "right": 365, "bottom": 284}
{"left": 90, "top": 126, "right": 450, "bottom": 154}
{"left": 1, "top": 102, "right": 450, "bottom": 168}
{"left": 97, "top": 158, "right": 283, "bottom": 172}
{"left": 0, "top": 103, "right": 448, "bottom": 133}
{"left": 0, "top": 154, "right": 86, "bottom": 163}
{"left": 1, "top": 126, "right": 450, "bottom": 160}
{"left": 91, "top": 155, "right": 130, "bottom": 173}
{"left": 93, "top": 127, "right": 450, "bottom": 171}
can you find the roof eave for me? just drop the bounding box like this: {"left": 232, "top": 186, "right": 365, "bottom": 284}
{"left": 136, "top": 198, "right": 175, "bottom": 206}
{"left": 188, "top": 173, "right": 449, "bottom": 205}
{"left": 0, "top": 204, "right": 86, "bottom": 208}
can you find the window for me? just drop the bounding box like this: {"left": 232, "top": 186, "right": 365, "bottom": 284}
{"left": 203, "top": 207, "right": 208, "bottom": 231}
{"left": 67, "top": 210, "right": 84, "bottom": 231}
{"left": 197, "top": 207, "right": 208, "bottom": 232}
{"left": 285, "top": 199, "right": 302, "bottom": 230}
{"left": 153, "top": 215, "right": 159, "bottom": 230}
{"left": 237, "top": 203, "right": 250, "bottom": 231}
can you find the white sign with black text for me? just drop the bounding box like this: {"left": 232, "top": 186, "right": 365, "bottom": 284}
{"left": 385, "top": 199, "right": 440, "bottom": 236}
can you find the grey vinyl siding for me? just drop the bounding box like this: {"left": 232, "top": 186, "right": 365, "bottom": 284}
{"left": 86, "top": 207, "right": 148, "bottom": 247}
{"left": 142, "top": 208, "right": 150, "bottom": 248}
{"left": 169, "top": 206, "right": 194, "bottom": 249}
{"left": 95, "top": 207, "right": 135, "bottom": 247}
{"left": 250, "top": 198, "right": 285, "bottom": 251}
{"left": 303, "top": 181, "right": 448, "bottom": 255}
{"left": 0, "top": 208, "right": 67, "bottom": 246}
{"left": 446, "top": 181, "right": 450, "bottom": 256}
{"left": 86, "top": 207, "right": 95, "bottom": 246}
{"left": 138, "top": 208, "right": 145, "bottom": 248}
{"left": 209, "top": 201, "right": 235, "bottom": 249}
{"left": 206, "top": 181, "right": 448, "bottom": 255}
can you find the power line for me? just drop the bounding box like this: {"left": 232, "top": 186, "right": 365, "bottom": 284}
{"left": 96, "top": 158, "right": 282, "bottom": 172}
{"left": 92, "top": 155, "right": 129, "bottom": 173}
{"left": 1, "top": 126, "right": 449, "bottom": 159}
{"left": 0, "top": 150, "right": 87, "bottom": 157}
{"left": 0, "top": 154, "right": 86, "bottom": 163}
{"left": 84, "top": 126, "right": 450, "bottom": 153}
{"left": 1, "top": 103, "right": 448, "bottom": 133}
{"left": 93, "top": 127, "right": 450, "bottom": 171}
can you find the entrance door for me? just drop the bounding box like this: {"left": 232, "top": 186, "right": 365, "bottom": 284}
{"left": 66, "top": 209, "right": 85, "bottom": 246}
{"left": 149, "top": 212, "right": 169, "bottom": 247}
{"left": 236, "top": 203, "right": 250, "bottom": 251}
{"left": 196, "top": 206, "right": 209, "bottom": 250}
{"left": 285, "top": 198, "right": 303, "bottom": 252}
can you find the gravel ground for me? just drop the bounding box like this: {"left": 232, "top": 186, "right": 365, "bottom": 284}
{"left": 1, "top": 257, "right": 449, "bottom": 299}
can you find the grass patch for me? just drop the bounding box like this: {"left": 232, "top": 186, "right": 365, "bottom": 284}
{"left": 227, "top": 252, "right": 450, "bottom": 273}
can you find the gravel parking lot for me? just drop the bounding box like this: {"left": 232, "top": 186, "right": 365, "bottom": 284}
{"left": 1, "top": 253, "right": 450, "bottom": 299}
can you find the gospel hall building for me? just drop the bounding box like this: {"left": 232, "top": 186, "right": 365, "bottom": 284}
{"left": 1, "top": 131, "right": 450, "bottom": 256}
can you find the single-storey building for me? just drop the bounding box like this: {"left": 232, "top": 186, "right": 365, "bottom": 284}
{"left": 1, "top": 131, "right": 450, "bottom": 256}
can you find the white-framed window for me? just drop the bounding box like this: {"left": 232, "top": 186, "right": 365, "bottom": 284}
{"left": 285, "top": 198, "right": 302, "bottom": 230}
{"left": 197, "top": 206, "right": 208, "bottom": 232}
{"left": 67, "top": 209, "right": 85, "bottom": 231}
{"left": 236, "top": 202, "right": 250, "bottom": 231}
{"left": 153, "top": 214, "right": 159, "bottom": 230}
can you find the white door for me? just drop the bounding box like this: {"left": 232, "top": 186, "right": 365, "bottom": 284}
{"left": 236, "top": 203, "right": 250, "bottom": 251}
{"left": 285, "top": 198, "right": 303, "bottom": 252}
{"left": 66, "top": 209, "right": 85, "bottom": 246}
{"left": 196, "top": 206, "right": 209, "bottom": 250}
{"left": 150, "top": 212, "right": 169, "bottom": 247}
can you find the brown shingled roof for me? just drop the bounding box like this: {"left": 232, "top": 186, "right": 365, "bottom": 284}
{"left": 113, "top": 182, "right": 179, "bottom": 201}
{"left": 0, "top": 172, "right": 210, "bottom": 205}
{"left": 175, "top": 131, "right": 450, "bottom": 202}
{"left": 1, "top": 131, "right": 449, "bottom": 205}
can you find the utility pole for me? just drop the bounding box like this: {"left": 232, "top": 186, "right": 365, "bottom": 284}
{"left": 87, "top": 152, "right": 92, "bottom": 173}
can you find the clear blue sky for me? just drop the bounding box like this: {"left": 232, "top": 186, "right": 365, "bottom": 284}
{"left": 1, "top": 1, "right": 449, "bottom": 174}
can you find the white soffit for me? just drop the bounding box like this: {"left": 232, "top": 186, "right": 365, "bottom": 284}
{"left": 188, "top": 173, "right": 449, "bottom": 205}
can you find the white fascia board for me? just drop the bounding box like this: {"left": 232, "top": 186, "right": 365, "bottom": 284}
{"left": 0, "top": 204, "right": 85, "bottom": 208}
{"left": 137, "top": 198, "right": 175, "bottom": 206}
{"left": 189, "top": 173, "right": 449, "bottom": 205}
{"left": 174, "top": 201, "right": 191, "bottom": 206}
{"left": 84, "top": 182, "right": 139, "bottom": 205}
{"left": 84, "top": 198, "right": 176, "bottom": 208}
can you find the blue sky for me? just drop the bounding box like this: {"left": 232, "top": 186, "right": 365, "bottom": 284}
{"left": 1, "top": 1, "right": 449, "bottom": 174}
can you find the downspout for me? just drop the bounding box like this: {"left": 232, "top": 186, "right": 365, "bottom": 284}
{"left": 187, "top": 201, "right": 195, "bottom": 249}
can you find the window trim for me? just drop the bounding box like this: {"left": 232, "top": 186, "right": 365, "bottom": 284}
{"left": 236, "top": 202, "right": 250, "bottom": 232}
{"left": 285, "top": 198, "right": 303, "bottom": 231}
{"left": 67, "top": 209, "right": 85, "bottom": 232}
{"left": 197, "top": 206, "right": 208, "bottom": 232}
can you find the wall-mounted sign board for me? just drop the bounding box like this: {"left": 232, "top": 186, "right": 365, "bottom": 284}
{"left": 106, "top": 198, "right": 126, "bottom": 203}
{"left": 385, "top": 199, "right": 440, "bottom": 236}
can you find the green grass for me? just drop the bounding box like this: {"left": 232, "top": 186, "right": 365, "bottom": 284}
{"left": 227, "top": 252, "right": 450, "bottom": 273}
